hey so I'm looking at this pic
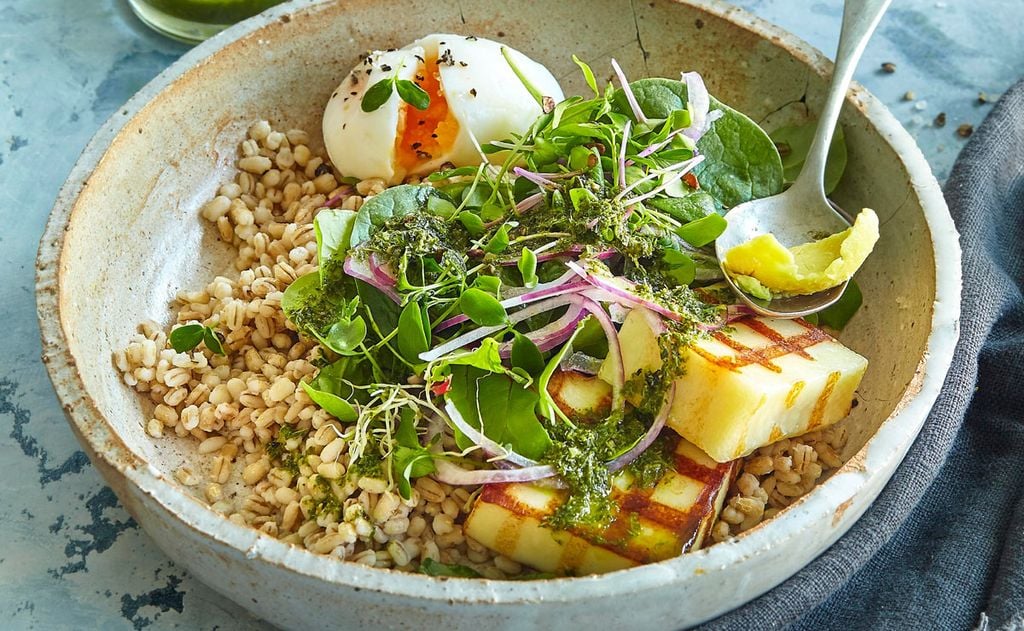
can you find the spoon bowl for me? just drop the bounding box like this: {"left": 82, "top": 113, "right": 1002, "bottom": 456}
{"left": 715, "top": 0, "right": 891, "bottom": 318}
{"left": 716, "top": 192, "right": 853, "bottom": 317}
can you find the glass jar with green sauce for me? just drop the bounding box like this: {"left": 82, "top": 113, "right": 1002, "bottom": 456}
{"left": 128, "top": 0, "right": 286, "bottom": 44}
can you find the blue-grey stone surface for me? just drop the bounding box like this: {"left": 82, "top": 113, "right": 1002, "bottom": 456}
{"left": 0, "top": 1, "right": 1020, "bottom": 629}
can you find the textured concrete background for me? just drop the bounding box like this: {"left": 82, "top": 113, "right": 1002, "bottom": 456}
{"left": 0, "top": 0, "right": 1020, "bottom": 628}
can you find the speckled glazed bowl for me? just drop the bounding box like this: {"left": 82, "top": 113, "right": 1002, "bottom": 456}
{"left": 36, "top": 0, "right": 960, "bottom": 628}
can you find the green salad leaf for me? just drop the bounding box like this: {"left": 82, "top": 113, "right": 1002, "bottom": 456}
{"left": 446, "top": 366, "right": 552, "bottom": 459}
{"left": 459, "top": 288, "right": 508, "bottom": 326}
{"left": 314, "top": 209, "right": 357, "bottom": 283}
{"left": 392, "top": 409, "right": 436, "bottom": 500}
{"left": 397, "top": 300, "right": 431, "bottom": 364}
{"left": 300, "top": 380, "right": 358, "bottom": 422}
{"left": 419, "top": 558, "right": 482, "bottom": 578}
{"left": 806, "top": 278, "right": 863, "bottom": 330}
{"left": 350, "top": 185, "right": 451, "bottom": 245}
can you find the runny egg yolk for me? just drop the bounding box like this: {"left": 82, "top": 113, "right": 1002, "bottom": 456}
{"left": 394, "top": 56, "right": 460, "bottom": 175}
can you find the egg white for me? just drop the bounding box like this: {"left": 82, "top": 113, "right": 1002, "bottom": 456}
{"left": 323, "top": 35, "right": 564, "bottom": 184}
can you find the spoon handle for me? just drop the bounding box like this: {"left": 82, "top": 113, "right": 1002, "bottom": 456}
{"left": 793, "top": 0, "right": 892, "bottom": 200}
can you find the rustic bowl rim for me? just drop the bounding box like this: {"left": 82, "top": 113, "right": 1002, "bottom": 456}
{"left": 36, "top": 0, "right": 961, "bottom": 609}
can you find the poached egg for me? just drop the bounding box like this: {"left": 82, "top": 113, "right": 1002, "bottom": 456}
{"left": 323, "top": 34, "right": 564, "bottom": 184}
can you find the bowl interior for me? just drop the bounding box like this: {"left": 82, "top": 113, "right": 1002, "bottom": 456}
{"left": 56, "top": 0, "right": 933, "bottom": 584}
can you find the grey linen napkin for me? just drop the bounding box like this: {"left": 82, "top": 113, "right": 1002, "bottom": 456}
{"left": 705, "top": 78, "right": 1024, "bottom": 631}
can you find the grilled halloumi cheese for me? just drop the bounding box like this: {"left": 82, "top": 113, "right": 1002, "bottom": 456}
{"left": 464, "top": 438, "right": 736, "bottom": 575}
{"left": 611, "top": 308, "right": 867, "bottom": 463}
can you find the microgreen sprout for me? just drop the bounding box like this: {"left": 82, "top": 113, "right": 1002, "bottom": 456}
{"left": 169, "top": 323, "right": 225, "bottom": 356}
{"left": 361, "top": 58, "right": 430, "bottom": 113}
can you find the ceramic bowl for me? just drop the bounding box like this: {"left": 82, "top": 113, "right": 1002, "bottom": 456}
{"left": 36, "top": 0, "right": 960, "bottom": 628}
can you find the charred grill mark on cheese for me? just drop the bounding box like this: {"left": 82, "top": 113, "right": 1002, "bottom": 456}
{"left": 808, "top": 371, "right": 841, "bottom": 429}
{"left": 701, "top": 319, "right": 833, "bottom": 372}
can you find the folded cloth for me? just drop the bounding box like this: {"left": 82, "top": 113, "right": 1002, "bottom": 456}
{"left": 705, "top": 78, "right": 1024, "bottom": 631}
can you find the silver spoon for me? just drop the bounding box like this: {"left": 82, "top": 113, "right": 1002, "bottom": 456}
{"left": 714, "top": 0, "right": 891, "bottom": 318}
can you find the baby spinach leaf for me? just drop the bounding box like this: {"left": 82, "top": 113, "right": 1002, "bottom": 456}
{"left": 647, "top": 191, "right": 718, "bottom": 223}
{"left": 300, "top": 380, "right": 358, "bottom": 422}
{"left": 693, "top": 97, "right": 784, "bottom": 208}
{"left": 615, "top": 78, "right": 688, "bottom": 120}
{"left": 511, "top": 332, "right": 545, "bottom": 377}
{"left": 770, "top": 121, "right": 848, "bottom": 194}
{"left": 310, "top": 357, "right": 373, "bottom": 404}
{"left": 518, "top": 247, "right": 538, "bottom": 288}
{"left": 419, "top": 558, "right": 481, "bottom": 578}
{"left": 356, "top": 280, "right": 401, "bottom": 334}
{"left": 661, "top": 249, "right": 696, "bottom": 286}
{"left": 397, "top": 301, "right": 431, "bottom": 363}
{"left": 351, "top": 185, "right": 449, "bottom": 245}
{"left": 169, "top": 324, "right": 205, "bottom": 353}
{"left": 426, "top": 196, "right": 457, "bottom": 218}
{"left": 807, "top": 279, "right": 863, "bottom": 330}
{"left": 361, "top": 79, "right": 394, "bottom": 113}
{"left": 314, "top": 209, "right": 357, "bottom": 282}
{"left": 674, "top": 213, "right": 727, "bottom": 247}
{"left": 447, "top": 366, "right": 552, "bottom": 459}
{"left": 395, "top": 408, "right": 421, "bottom": 448}
{"left": 460, "top": 288, "right": 508, "bottom": 326}
{"left": 396, "top": 79, "right": 430, "bottom": 110}
{"left": 282, "top": 272, "right": 322, "bottom": 318}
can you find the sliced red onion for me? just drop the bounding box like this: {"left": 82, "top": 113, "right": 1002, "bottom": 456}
{"left": 435, "top": 280, "right": 588, "bottom": 333}
{"left": 420, "top": 293, "right": 583, "bottom": 363}
{"left": 498, "top": 302, "right": 586, "bottom": 357}
{"left": 432, "top": 458, "right": 557, "bottom": 485}
{"left": 367, "top": 253, "right": 398, "bottom": 287}
{"left": 323, "top": 185, "right": 354, "bottom": 209}
{"left": 682, "top": 71, "right": 711, "bottom": 141}
{"left": 515, "top": 191, "right": 545, "bottom": 214}
{"left": 444, "top": 401, "right": 539, "bottom": 467}
{"left": 611, "top": 58, "right": 648, "bottom": 125}
{"left": 567, "top": 261, "right": 722, "bottom": 331}
{"left": 578, "top": 296, "right": 624, "bottom": 414}
{"left": 635, "top": 305, "right": 668, "bottom": 335}
{"left": 343, "top": 255, "right": 400, "bottom": 303}
{"left": 607, "top": 383, "right": 676, "bottom": 472}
